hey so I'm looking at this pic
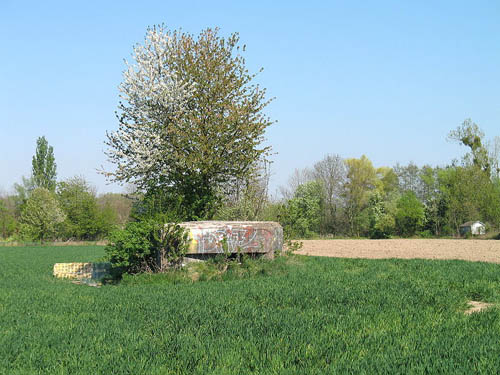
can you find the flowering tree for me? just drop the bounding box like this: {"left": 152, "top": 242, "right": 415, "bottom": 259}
{"left": 104, "top": 26, "right": 273, "bottom": 219}
{"left": 20, "top": 188, "right": 65, "bottom": 241}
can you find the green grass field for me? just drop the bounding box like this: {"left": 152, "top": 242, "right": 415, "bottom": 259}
{"left": 1, "top": 246, "right": 500, "bottom": 374}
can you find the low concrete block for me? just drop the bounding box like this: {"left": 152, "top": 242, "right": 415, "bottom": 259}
{"left": 178, "top": 221, "right": 283, "bottom": 258}
{"left": 53, "top": 262, "right": 110, "bottom": 280}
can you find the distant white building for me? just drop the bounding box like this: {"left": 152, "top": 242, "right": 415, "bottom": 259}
{"left": 459, "top": 221, "right": 486, "bottom": 236}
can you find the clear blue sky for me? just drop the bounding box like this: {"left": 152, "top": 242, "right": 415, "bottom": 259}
{"left": 1, "top": 0, "right": 499, "bottom": 196}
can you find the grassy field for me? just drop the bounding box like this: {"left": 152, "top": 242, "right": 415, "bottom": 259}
{"left": 1, "top": 246, "right": 500, "bottom": 374}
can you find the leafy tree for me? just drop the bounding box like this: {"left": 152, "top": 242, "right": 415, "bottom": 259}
{"left": 367, "top": 191, "right": 396, "bottom": 239}
{"left": 12, "top": 176, "right": 35, "bottom": 216}
{"left": 343, "top": 155, "right": 377, "bottom": 236}
{"left": 417, "top": 165, "right": 446, "bottom": 236}
{"left": 0, "top": 199, "right": 17, "bottom": 239}
{"left": 279, "top": 167, "right": 314, "bottom": 200}
{"left": 215, "top": 161, "right": 272, "bottom": 221}
{"left": 375, "top": 167, "right": 399, "bottom": 196}
{"left": 394, "top": 162, "right": 422, "bottom": 198}
{"left": 448, "top": 119, "right": 490, "bottom": 174}
{"left": 20, "top": 188, "right": 65, "bottom": 241}
{"left": 311, "top": 154, "right": 346, "bottom": 234}
{"left": 32, "top": 136, "right": 57, "bottom": 191}
{"left": 57, "top": 177, "right": 115, "bottom": 240}
{"left": 395, "top": 191, "right": 425, "bottom": 237}
{"left": 438, "top": 166, "right": 500, "bottom": 234}
{"left": 104, "top": 26, "right": 273, "bottom": 220}
{"left": 280, "top": 181, "right": 324, "bottom": 238}
{"left": 97, "top": 193, "right": 132, "bottom": 227}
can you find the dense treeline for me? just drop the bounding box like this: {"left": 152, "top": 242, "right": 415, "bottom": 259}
{"left": 0, "top": 137, "right": 132, "bottom": 242}
{"left": 215, "top": 120, "right": 500, "bottom": 239}
{"left": 272, "top": 157, "right": 500, "bottom": 239}
{"left": 0, "top": 178, "right": 132, "bottom": 242}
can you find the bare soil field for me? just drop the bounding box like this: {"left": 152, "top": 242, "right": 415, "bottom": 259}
{"left": 296, "top": 239, "right": 500, "bottom": 263}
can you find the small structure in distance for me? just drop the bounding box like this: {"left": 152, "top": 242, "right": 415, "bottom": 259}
{"left": 459, "top": 221, "right": 486, "bottom": 236}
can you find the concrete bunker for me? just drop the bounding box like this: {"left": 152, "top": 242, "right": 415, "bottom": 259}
{"left": 53, "top": 221, "right": 283, "bottom": 282}
{"left": 178, "top": 221, "right": 283, "bottom": 260}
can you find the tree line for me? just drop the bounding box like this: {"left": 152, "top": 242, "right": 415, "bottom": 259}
{"left": 211, "top": 120, "right": 500, "bottom": 239}
{"left": 0, "top": 136, "right": 132, "bottom": 242}
{"left": 272, "top": 120, "right": 500, "bottom": 238}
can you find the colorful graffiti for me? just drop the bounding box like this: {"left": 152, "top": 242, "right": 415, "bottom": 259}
{"left": 178, "top": 221, "right": 283, "bottom": 255}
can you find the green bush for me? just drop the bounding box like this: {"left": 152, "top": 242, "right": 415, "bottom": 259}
{"left": 0, "top": 200, "right": 17, "bottom": 239}
{"left": 105, "top": 218, "right": 189, "bottom": 276}
{"left": 280, "top": 181, "right": 324, "bottom": 238}
{"left": 20, "top": 187, "right": 65, "bottom": 242}
{"left": 57, "top": 177, "right": 116, "bottom": 240}
{"left": 417, "top": 229, "right": 433, "bottom": 238}
{"left": 395, "top": 191, "right": 425, "bottom": 237}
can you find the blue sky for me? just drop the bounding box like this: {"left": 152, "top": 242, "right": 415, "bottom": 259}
{"left": 1, "top": 0, "right": 499, "bottom": 196}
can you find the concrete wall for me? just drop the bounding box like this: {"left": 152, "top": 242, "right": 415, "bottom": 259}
{"left": 178, "top": 221, "right": 283, "bottom": 257}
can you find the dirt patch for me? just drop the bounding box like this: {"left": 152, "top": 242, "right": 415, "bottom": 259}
{"left": 296, "top": 239, "right": 500, "bottom": 263}
{"left": 464, "top": 301, "right": 494, "bottom": 315}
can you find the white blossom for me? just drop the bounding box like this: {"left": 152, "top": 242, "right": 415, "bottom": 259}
{"left": 104, "top": 26, "right": 194, "bottom": 187}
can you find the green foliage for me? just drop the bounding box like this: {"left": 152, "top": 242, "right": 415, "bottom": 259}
{"left": 12, "top": 176, "right": 34, "bottom": 216}
{"left": 19, "top": 188, "right": 65, "bottom": 242}
{"left": 57, "top": 177, "right": 115, "bottom": 240}
{"left": 344, "top": 155, "right": 377, "bottom": 236}
{"left": 448, "top": 119, "right": 490, "bottom": 174}
{"left": 3, "top": 246, "right": 500, "bottom": 374}
{"left": 105, "top": 220, "right": 156, "bottom": 274}
{"left": 156, "top": 223, "right": 190, "bottom": 270}
{"left": 106, "top": 26, "right": 274, "bottom": 220}
{"left": 31, "top": 136, "right": 57, "bottom": 191}
{"left": 280, "top": 180, "right": 324, "bottom": 238}
{"left": 0, "top": 200, "right": 17, "bottom": 239}
{"left": 283, "top": 239, "right": 304, "bottom": 255}
{"left": 131, "top": 182, "right": 220, "bottom": 222}
{"left": 105, "top": 218, "right": 189, "bottom": 275}
{"left": 97, "top": 193, "right": 132, "bottom": 227}
{"left": 395, "top": 191, "right": 425, "bottom": 237}
{"left": 368, "top": 192, "right": 396, "bottom": 239}
{"left": 438, "top": 166, "right": 500, "bottom": 234}
{"left": 105, "top": 220, "right": 156, "bottom": 275}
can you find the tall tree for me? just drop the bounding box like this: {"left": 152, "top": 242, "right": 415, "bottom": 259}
{"left": 448, "top": 119, "right": 490, "bottom": 175}
{"left": 32, "top": 136, "right": 57, "bottom": 191}
{"left": 311, "top": 154, "right": 346, "bottom": 234}
{"left": 279, "top": 167, "right": 314, "bottom": 200}
{"left": 343, "top": 155, "right": 377, "bottom": 236}
{"left": 394, "top": 162, "right": 422, "bottom": 198}
{"left": 395, "top": 191, "right": 425, "bottom": 237}
{"left": 104, "top": 26, "right": 273, "bottom": 220}
{"left": 280, "top": 180, "right": 324, "bottom": 238}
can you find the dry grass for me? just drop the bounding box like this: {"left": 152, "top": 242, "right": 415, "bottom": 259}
{"left": 464, "top": 301, "right": 495, "bottom": 315}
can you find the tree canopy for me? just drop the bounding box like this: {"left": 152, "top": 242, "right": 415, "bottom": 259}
{"left": 104, "top": 26, "right": 273, "bottom": 219}
{"left": 32, "top": 136, "right": 57, "bottom": 191}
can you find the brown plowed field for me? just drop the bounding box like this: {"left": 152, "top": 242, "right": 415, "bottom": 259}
{"left": 296, "top": 239, "right": 500, "bottom": 263}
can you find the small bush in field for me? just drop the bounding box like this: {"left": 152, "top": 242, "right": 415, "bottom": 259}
{"left": 105, "top": 219, "right": 188, "bottom": 275}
